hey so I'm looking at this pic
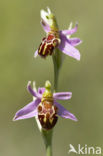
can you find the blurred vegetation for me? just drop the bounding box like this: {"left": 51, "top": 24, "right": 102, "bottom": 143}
{"left": 0, "top": 0, "right": 103, "bottom": 156}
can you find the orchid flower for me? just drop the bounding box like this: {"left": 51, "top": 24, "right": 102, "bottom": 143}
{"left": 34, "top": 8, "right": 82, "bottom": 61}
{"left": 13, "top": 81, "right": 77, "bottom": 130}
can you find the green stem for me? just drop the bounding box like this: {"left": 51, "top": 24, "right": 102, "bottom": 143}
{"left": 52, "top": 49, "right": 63, "bottom": 91}
{"left": 52, "top": 57, "right": 59, "bottom": 91}
{"left": 42, "top": 129, "right": 53, "bottom": 156}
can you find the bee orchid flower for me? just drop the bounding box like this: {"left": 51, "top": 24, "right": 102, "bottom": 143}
{"left": 13, "top": 81, "right": 77, "bottom": 130}
{"left": 34, "top": 8, "right": 82, "bottom": 61}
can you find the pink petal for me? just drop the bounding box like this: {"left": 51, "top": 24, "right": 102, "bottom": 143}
{"left": 68, "top": 38, "right": 82, "bottom": 47}
{"left": 53, "top": 92, "right": 72, "bottom": 100}
{"left": 27, "top": 81, "right": 41, "bottom": 99}
{"left": 13, "top": 99, "right": 40, "bottom": 121}
{"left": 59, "top": 23, "right": 78, "bottom": 36}
{"left": 59, "top": 34, "right": 80, "bottom": 61}
{"left": 13, "top": 109, "right": 38, "bottom": 121}
{"left": 38, "top": 87, "right": 45, "bottom": 94}
{"left": 54, "top": 101, "right": 78, "bottom": 121}
{"left": 40, "top": 19, "right": 51, "bottom": 33}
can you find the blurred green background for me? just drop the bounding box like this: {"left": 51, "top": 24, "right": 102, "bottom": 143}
{"left": 0, "top": 0, "right": 103, "bottom": 155}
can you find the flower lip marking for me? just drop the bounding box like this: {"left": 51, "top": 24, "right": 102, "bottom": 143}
{"left": 38, "top": 32, "right": 61, "bottom": 58}
{"left": 38, "top": 97, "right": 58, "bottom": 130}
{"left": 38, "top": 81, "right": 58, "bottom": 130}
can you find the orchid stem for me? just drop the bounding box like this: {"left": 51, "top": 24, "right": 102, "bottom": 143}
{"left": 42, "top": 129, "right": 53, "bottom": 156}
{"left": 52, "top": 57, "right": 59, "bottom": 92}
{"left": 52, "top": 49, "right": 63, "bottom": 92}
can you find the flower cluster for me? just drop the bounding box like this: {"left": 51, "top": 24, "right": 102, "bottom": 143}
{"left": 13, "top": 7, "right": 81, "bottom": 131}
